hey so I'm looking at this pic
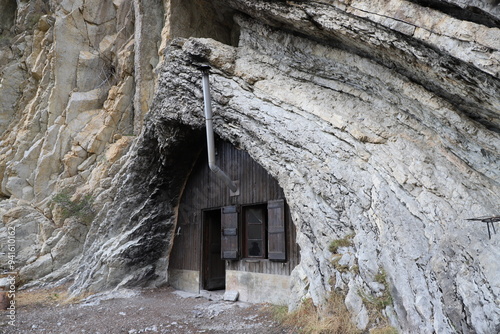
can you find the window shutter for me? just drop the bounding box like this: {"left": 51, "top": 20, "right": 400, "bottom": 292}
{"left": 267, "top": 199, "right": 286, "bottom": 261}
{"left": 221, "top": 206, "right": 239, "bottom": 260}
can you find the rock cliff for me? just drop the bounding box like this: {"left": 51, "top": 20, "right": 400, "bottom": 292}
{"left": 1, "top": 1, "right": 499, "bottom": 333}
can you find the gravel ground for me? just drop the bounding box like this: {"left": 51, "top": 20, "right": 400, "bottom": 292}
{"left": 0, "top": 286, "right": 289, "bottom": 334}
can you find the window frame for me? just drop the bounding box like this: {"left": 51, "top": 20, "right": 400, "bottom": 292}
{"left": 242, "top": 203, "right": 268, "bottom": 259}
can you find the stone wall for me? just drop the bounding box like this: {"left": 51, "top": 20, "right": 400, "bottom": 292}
{"left": 0, "top": 1, "right": 498, "bottom": 333}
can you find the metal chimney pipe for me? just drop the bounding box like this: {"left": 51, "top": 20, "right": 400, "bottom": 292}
{"left": 199, "top": 65, "right": 238, "bottom": 193}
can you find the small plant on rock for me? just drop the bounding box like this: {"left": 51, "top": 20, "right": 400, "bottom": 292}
{"left": 329, "top": 233, "right": 355, "bottom": 254}
{"left": 331, "top": 255, "right": 350, "bottom": 273}
{"left": 360, "top": 270, "right": 393, "bottom": 312}
{"left": 373, "top": 271, "right": 393, "bottom": 310}
{"left": 359, "top": 269, "right": 397, "bottom": 332}
{"left": 51, "top": 192, "right": 96, "bottom": 224}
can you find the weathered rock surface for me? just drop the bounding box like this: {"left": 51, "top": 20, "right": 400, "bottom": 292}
{"left": 0, "top": 0, "right": 143, "bottom": 287}
{"left": 0, "top": 1, "right": 499, "bottom": 333}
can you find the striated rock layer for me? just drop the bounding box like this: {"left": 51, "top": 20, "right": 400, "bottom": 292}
{"left": 0, "top": 0, "right": 161, "bottom": 281}
{"left": 0, "top": 1, "right": 499, "bottom": 333}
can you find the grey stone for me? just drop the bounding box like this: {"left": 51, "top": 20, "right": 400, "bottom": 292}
{"left": 368, "top": 282, "right": 385, "bottom": 293}
{"left": 345, "top": 284, "right": 369, "bottom": 330}
{"left": 223, "top": 290, "right": 239, "bottom": 302}
{"left": 19, "top": 253, "right": 53, "bottom": 282}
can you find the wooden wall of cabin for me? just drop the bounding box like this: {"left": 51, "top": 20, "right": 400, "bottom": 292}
{"left": 169, "top": 138, "right": 299, "bottom": 276}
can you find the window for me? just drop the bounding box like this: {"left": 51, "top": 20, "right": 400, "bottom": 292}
{"left": 221, "top": 199, "right": 287, "bottom": 262}
{"left": 243, "top": 205, "right": 267, "bottom": 258}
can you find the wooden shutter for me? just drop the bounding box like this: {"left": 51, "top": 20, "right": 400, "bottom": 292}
{"left": 267, "top": 199, "right": 286, "bottom": 261}
{"left": 221, "top": 206, "right": 239, "bottom": 260}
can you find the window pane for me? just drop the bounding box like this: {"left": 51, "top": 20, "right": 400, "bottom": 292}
{"left": 247, "top": 240, "right": 263, "bottom": 257}
{"left": 246, "top": 208, "right": 264, "bottom": 225}
{"left": 248, "top": 224, "right": 262, "bottom": 239}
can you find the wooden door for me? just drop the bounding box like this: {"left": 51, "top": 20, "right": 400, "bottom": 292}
{"left": 202, "top": 209, "right": 225, "bottom": 290}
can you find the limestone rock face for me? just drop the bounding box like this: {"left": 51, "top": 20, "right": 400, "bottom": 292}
{"left": 144, "top": 16, "right": 498, "bottom": 331}
{"left": 0, "top": 0, "right": 158, "bottom": 285}
{"left": 1, "top": 1, "right": 499, "bottom": 334}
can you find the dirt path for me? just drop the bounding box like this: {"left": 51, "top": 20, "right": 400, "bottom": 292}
{"left": 0, "top": 286, "right": 289, "bottom": 334}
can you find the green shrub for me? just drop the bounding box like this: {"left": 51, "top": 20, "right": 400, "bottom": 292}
{"left": 52, "top": 192, "right": 95, "bottom": 224}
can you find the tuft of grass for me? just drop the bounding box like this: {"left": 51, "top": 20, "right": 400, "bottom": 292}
{"left": 16, "top": 286, "right": 69, "bottom": 307}
{"left": 351, "top": 264, "right": 360, "bottom": 275}
{"left": 329, "top": 234, "right": 355, "bottom": 254}
{"left": 361, "top": 291, "right": 393, "bottom": 313}
{"left": 269, "top": 293, "right": 361, "bottom": 334}
{"left": 374, "top": 271, "right": 387, "bottom": 285}
{"left": 360, "top": 270, "right": 393, "bottom": 312}
{"left": 51, "top": 192, "right": 96, "bottom": 224}
{"left": 16, "top": 284, "right": 98, "bottom": 308}
{"left": 370, "top": 326, "right": 399, "bottom": 334}
{"left": 331, "top": 256, "right": 349, "bottom": 273}
{"left": 372, "top": 270, "right": 393, "bottom": 310}
{"left": 268, "top": 304, "right": 289, "bottom": 323}
{"left": 359, "top": 269, "right": 394, "bottom": 332}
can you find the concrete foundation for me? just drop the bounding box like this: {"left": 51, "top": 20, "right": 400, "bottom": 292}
{"left": 226, "top": 270, "right": 291, "bottom": 305}
{"left": 168, "top": 269, "right": 200, "bottom": 293}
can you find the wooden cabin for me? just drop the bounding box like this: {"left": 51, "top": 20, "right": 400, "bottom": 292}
{"left": 168, "top": 139, "right": 300, "bottom": 304}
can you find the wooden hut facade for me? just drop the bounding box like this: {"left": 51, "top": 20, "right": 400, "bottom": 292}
{"left": 168, "top": 139, "right": 300, "bottom": 303}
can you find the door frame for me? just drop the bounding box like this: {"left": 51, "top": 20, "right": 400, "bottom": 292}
{"left": 201, "top": 208, "right": 226, "bottom": 290}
